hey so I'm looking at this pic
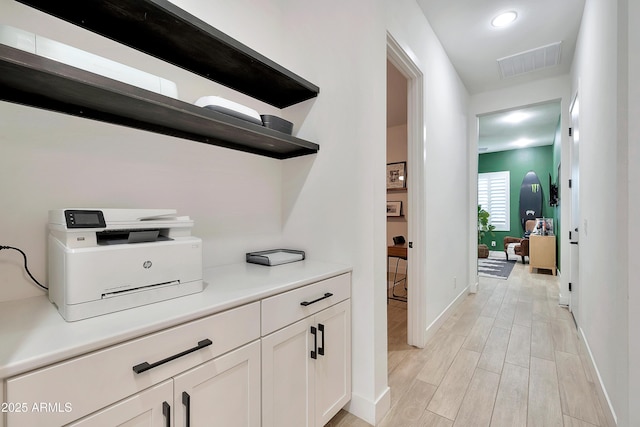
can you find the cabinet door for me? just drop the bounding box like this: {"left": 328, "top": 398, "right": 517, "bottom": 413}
{"left": 315, "top": 300, "right": 351, "bottom": 426}
{"left": 261, "top": 316, "right": 315, "bottom": 427}
{"left": 530, "top": 235, "right": 556, "bottom": 273}
{"left": 173, "top": 341, "right": 261, "bottom": 427}
{"left": 67, "top": 380, "right": 173, "bottom": 427}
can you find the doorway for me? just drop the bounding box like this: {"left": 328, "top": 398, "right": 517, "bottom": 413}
{"left": 386, "top": 58, "right": 410, "bottom": 350}
{"left": 386, "top": 58, "right": 408, "bottom": 300}
{"left": 476, "top": 101, "right": 561, "bottom": 262}
{"left": 387, "top": 34, "right": 425, "bottom": 348}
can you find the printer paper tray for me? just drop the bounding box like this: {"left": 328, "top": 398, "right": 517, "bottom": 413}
{"left": 101, "top": 280, "right": 180, "bottom": 298}
{"left": 60, "top": 279, "right": 203, "bottom": 321}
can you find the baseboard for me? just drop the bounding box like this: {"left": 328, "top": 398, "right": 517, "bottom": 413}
{"left": 424, "top": 286, "right": 469, "bottom": 345}
{"left": 345, "top": 386, "right": 390, "bottom": 426}
{"left": 470, "top": 280, "right": 479, "bottom": 294}
{"left": 556, "top": 270, "right": 572, "bottom": 306}
{"left": 558, "top": 292, "right": 570, "bottom": 306}
{"left": 578, "top": 327, "right": 618, "bottom": 427}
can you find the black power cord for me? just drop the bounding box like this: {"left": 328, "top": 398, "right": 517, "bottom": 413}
{"left": 0, "top": 246, "right": 48, "bottom": 290}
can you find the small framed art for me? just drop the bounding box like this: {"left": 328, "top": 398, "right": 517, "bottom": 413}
{"left": 387, "top": 201, "right": 402, "bottom": 217}
{"left": 387, "top": 162, "right": 406, "bottom": 189}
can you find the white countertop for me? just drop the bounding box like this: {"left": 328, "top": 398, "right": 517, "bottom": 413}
{"left": 0, "top": 260, "right": 351, "bottom": 379}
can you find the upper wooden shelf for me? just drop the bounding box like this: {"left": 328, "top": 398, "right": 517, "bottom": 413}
{"left": 15, "top": 0, "right": 319, "bottom": 109}
{"left": 0, "top": 44, "right": 319, "bottom": 159}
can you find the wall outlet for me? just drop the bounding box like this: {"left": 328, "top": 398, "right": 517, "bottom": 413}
{"left": 491, "top": 241, "right": 496, "bottom": 247}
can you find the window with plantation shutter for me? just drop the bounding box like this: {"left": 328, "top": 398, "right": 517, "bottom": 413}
{"left": 478, "top": 171, "right": 510, "bottom": 231}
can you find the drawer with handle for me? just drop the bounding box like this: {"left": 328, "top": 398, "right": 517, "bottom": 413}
{"left": 261, "top": 273, "right": 350, "bottom": 336}
{"left": 5, "top": 302, "right": 260, "bottom": 426}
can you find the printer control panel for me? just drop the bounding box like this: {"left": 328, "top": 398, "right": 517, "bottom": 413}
{"left": 65, "top": 210, "right": 106, "bottom": 229}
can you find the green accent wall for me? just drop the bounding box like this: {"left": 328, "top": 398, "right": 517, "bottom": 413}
{"left": 479, "top": 145, "right": 554, "bottom": 254}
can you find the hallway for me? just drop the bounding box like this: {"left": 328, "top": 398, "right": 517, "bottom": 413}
{"left": 329, "top": 257, "right": 610, "bottom": 426}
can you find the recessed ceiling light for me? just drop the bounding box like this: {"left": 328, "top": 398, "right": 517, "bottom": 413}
{"left": 515, "top": 138, "right": 532, "bottom": 147}
{"left": 491, "top": 11, "right": 517, "bottom": 28}
{"left": 503, "top": 111, "right": 529, "bottom": 123}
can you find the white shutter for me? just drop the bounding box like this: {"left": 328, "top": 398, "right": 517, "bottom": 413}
{"left": 478, "top": 171, "right": 510, "bottom": 231}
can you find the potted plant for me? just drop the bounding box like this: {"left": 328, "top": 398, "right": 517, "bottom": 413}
{"left": 478, "top": 205, "right": 495, "bottom": 258}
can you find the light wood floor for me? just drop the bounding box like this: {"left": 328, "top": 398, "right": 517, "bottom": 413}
{"left": 327, "top": 258, "right": 611, "bottom": 427}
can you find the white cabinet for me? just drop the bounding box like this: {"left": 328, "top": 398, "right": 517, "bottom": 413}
{"left": 173, "top": 341, "right": 261, "bottom": 427}
{"left": 262, "top": 316, "right": 315, "bottom": 427}
{"left": 315, "top": 301, "right": 351, "bottom": 426}
{"left": 2, "top": 269, "right": 351, "bottom": 427}
{"left": 67, "top": 380, "right": 173, "bottom": 427}
{"left": 5, "top": 303, "right": 261, "bottom": 426}
{"left": 261, "top": 274, "right": 351, "bottom": 427}
{"left": 68, "top": 341, "right": 261, "bottom": 427}
{"left": 66, "top": 341, "right": 260, "bottom": 427}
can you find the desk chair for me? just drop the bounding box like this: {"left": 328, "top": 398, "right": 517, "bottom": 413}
{"left": 388, "top": 236, "right": 407, "bottom": 302}
{"left": 504, "top": 220, "right": 536, "bottom": 263}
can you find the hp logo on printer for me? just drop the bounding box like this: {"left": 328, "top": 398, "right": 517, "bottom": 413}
{"left": 143, "top": 261, "right": 153, "bottom": 269}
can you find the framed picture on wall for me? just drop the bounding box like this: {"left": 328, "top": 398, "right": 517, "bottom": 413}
{"left": 387, "top": 162, "right": 406, "bottom": 189}
{"left": 387, "top": 201, "right": 402, "bottom": 217}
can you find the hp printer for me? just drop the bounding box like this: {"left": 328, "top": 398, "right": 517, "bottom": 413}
{"left": 48, "top": 209, "right": 203, "bottom": 321}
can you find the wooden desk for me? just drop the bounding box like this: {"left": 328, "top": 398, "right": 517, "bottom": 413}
{"left": 388, "top": 245, "right": 407, "bottom": 259}
{"left": 529, "top": 235, "right": 556, "bottom": 275}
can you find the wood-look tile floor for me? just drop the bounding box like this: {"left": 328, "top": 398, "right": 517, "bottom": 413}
{"left": 327, "top": 258, "right": 610, "bottom": 427}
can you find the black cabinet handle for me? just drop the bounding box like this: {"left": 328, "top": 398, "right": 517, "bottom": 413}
{"left": 162, "top": 401, "right": 171, "bottom": 427}
{"left": 132, "top": 339, "right": 213, "bottom": 374}
{"left": 310, "top": 326, "right": 318, "bottom": 359}
{"left": 318, "top": 323, "right": 325, "bottom": 356}
{"left": 182, "top": 391, "right": 191, "bottom": 427}
{"left": 300, "top": 292, "right": 333, "bottom": 307}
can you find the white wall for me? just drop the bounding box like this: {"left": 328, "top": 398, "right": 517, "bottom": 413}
{"left": 277, "top": 0, "right": 471, "bottom": 422}
{"left": 0, "top": 0, "right": 290, "bottom": 302}
{"left": 386, "top": 0, "right": 471, "bottom": 354}
{"left": 570, "top": 0, "right": 629, "bottom": 424}
{"left": 626, "top": 0, "right": 640, "bottom": 423}
{"left": 0, "top": 0, "right": 472, "bottom": 424}
{"left": 272, "top": 2, "right": 389, "bottom": 422}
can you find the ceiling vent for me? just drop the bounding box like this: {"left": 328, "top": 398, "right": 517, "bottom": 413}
{"left": 497, "top": 41, "right": 562, "bottom": 79}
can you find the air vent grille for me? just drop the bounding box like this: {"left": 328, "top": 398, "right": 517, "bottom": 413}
{"left": 497, "top": 42, "right": 562, "bottom": 79}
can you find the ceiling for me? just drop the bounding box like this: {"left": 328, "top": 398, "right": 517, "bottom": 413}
{"left": 387, "top": 0, "right": 585, "bottom": 152}
{"left": 415, "top": 0, "right": 585, "bottom": 95}
{"left": 478, "top": 101, "right": 561, "bottom": 153}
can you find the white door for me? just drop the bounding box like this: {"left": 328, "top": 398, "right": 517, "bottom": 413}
{"left": 569, "top": 95, "right": 580, "bottom": 326}
{"left": 173, "top": 341, "right": 261, "bottom": 427}
{"left": 68, "top": 380, "right": 173, "bottom": 427}
{"left": 261, "top": 316, "right": 315, "bottom": 427}
{"left": 314, "top": 301, "right": 352, "bottom": 426}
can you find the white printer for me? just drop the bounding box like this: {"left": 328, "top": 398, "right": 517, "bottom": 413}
{"left": 48, "top": 209, "right": 203, "bottom": 321}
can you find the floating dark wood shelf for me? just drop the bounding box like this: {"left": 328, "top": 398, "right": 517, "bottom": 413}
{"left": 15, "top": 0, "right": 319, "bottom": 109}
{"left": 0, "top": 45, "right": 319, "bottom": 159}
{"left": 387, "top": 188, "right": 408, "bottom": 192}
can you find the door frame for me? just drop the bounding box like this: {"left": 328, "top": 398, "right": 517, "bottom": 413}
{"left": 568, "top": 90, "right": 580, "bottom": 326}
{"left": 387, "top": 33, "right": 426, "bottom": 347}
